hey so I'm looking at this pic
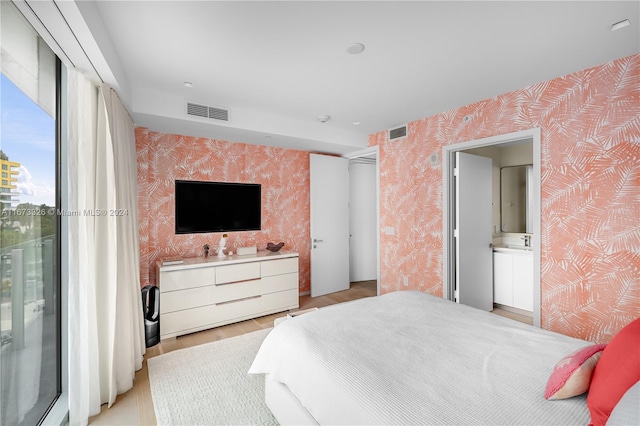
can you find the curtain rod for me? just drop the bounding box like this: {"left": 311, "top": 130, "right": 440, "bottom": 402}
{"left": 50, "top": 0, "right": 105, "bottom": 84}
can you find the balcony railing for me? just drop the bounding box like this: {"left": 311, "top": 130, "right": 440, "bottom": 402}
{"left": 0, "top": 237, "right": 56, "bottom": 350}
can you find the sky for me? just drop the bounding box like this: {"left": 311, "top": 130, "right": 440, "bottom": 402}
{"left": 0, "top": 73, "right": 55, "bottom": 207}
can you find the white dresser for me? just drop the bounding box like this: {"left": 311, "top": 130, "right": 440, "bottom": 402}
{"left": 156, "top": 250, "right": 299, "bottom": 340}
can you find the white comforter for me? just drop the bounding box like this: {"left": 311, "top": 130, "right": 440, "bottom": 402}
{"left": 249, "top": 291, "right": 592, "bottom": 425}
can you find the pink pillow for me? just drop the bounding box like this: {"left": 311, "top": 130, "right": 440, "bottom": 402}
{"left": 545, "top": 344, "right": 607, "bottom": 400}
{"left": 587, "top": 318, "right": 640, "bottom": 426}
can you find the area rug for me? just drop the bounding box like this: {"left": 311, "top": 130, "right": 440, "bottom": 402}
{"left": 147, "top": 328, "right": 277, "bottom": 425}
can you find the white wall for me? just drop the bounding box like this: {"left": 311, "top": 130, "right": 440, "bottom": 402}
{"left": 501, "top": 142, "right": 533, "bottom": 167}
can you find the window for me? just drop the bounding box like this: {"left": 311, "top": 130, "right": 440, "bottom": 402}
{"left": 0, "top": 2, "right": 61, "bottom": 424}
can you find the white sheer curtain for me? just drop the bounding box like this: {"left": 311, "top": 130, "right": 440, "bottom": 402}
{"left": 67, "top": 69, "right": 145, "bottom": 425}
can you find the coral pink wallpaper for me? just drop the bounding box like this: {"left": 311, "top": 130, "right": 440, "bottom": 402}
{"left": 136, "top": 129, "right": 311, "bottom": 293}
{"left": 370, "top": 54, "right": 640, "bottom": 343}
{"left": 135, "top": 54, "right": 637, "bottom": 344}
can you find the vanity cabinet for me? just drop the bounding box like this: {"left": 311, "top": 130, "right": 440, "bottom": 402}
{"left": 493, "top": 250, "right": 533, "bottom": 312}
{"left": 156, "top": 251, "right": 299, "bottom": 340}
{"left": 493, "top": 252, "right": 513, "bottom": 306}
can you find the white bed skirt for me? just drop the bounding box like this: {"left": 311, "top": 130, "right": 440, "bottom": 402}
{"left": 265, "top": 374, "right": 318, "bottom": 425}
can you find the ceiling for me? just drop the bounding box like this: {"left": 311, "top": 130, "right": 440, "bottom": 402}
{"left": 48, "top": 1, "right": 640, "bottom": 154}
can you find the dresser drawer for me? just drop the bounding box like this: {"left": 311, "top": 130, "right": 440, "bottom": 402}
{"left": 162, "top": 273, "right": 299, "bottom": 319}
{"left": 160, "top": 288, "right": 299, "bottom": 338}
{"left": 214, "top": 288, "right": 299, "bottom": 323}
{"left": 161, "top": 304, "right": 220, "bottom": 337}
{"left": 261, "top": 257, "right": 298, "bottom": 277}
{"left": 260, "top": 273, "right": 299, "bottom": 294}
{"left": 214, "top": 272, "right": 299, "bottom": 304}
{"left": 160, "top": 285, "right": 217, "bottom": 313}
{"left": 213, "top": 278, "right": 262, "bottom": 303}
{"left": 159, "top": 267, "right": 215, "bottom": 292}
{"left": 216, "top": 262, "right": 261, "bottom": 284}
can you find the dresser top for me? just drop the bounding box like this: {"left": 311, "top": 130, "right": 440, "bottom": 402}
{"left": 157, "top": 249, "right": 298, "bottom": 272}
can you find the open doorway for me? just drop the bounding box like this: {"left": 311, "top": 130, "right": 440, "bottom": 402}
{"left": 309, "top": 148, "right": 380, "bottom": 298}
{"left": 344, "top": 147, "right": 380, "bottom": 296}
{"left": 442, "top": 129, "right": 541, "bottom": 327}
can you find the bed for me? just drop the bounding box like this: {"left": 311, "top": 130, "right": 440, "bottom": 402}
{"left": 248, "top": 291, "right": 595, "bottom": 425}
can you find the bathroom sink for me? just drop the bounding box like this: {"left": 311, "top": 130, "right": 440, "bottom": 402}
{"left": 494, "top": 245, "right": 533, "bottom": 253}
{"left": 507, "top": 245, "right": 532, "bottom": 251}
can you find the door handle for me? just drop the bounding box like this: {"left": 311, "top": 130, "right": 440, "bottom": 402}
{"left": 313, "top": 239, "right": 324, "bottom": 243}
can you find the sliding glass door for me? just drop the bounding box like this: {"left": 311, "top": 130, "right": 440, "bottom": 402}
{"left": 0, "top": 2, "right": 61, "bottom": 424}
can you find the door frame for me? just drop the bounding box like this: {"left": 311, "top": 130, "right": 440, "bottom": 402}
{"left": 442, "top": 128, "right": 542, "bottom": 327}
{"left": 343, "top": 146, "right": 381, "bottom": 296}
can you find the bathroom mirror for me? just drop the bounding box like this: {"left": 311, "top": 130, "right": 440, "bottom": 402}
{"left": 500, "top": 165, "right": 532, "bottom": 233}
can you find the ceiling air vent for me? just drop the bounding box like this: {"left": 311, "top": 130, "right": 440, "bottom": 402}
{"left": 186, "top": 102, "right": 229, "bottom": 122}
{"left": 389, "top": 125, "right": 407, "bottom": 140}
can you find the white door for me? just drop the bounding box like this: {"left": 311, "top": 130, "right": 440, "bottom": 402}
{"left": 455, "top": 152, "right": 493, "bottom": 311}
{"left": 348, "top": 162, "right": 377, "bottom": 282}
{"left": 310, "top": 154, "right": 350, "bottom": 297}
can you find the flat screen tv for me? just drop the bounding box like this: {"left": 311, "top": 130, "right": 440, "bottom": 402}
{"left": 175, "top": 180, "right": 261, "bottom": 234}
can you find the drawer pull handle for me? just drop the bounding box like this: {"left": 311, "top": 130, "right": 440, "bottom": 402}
{"left": 215, "top": 278, "right": 259, "bottom": 286}
{"left": 215, "top": 295, "right": 261, "bottom": 306}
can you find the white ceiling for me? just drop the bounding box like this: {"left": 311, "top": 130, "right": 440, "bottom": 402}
{"left": 63, "top": 1, "right": 640, "bottom": 154}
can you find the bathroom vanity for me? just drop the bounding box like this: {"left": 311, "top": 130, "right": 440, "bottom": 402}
{"left": 493, "top": 245, "right": 533, "bottom": 312}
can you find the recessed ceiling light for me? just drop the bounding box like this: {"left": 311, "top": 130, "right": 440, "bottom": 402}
{"left": 184, "top": 81, "right": 193, "bottom": 88}
{"left": 317, "top": 115, "right": 331, "bottom": 123}
{"left": 610, "top": 19, "right": 631, "bottom": 31}
{"left": 346, "top": 43, "right": 365, "bottom": 55}
{"left": 353, "top": 121, "right": 361, "bottom": 125}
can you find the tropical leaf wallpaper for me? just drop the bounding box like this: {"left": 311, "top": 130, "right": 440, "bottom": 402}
{"left": 136, "top": 54, "right": 638, "bottom": 343}
{"left": 136, "top": 129, "right": 311, "bottom": 293}
{"left": 369, "top": 54, "right": 639, "bottom": 343}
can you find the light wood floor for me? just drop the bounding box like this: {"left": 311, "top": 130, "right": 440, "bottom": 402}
{"left": 88, "top": 280, "right": 377, "bottom": 425}
{"left": 492, "top": 307, "right": 534, "bottom": 325}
